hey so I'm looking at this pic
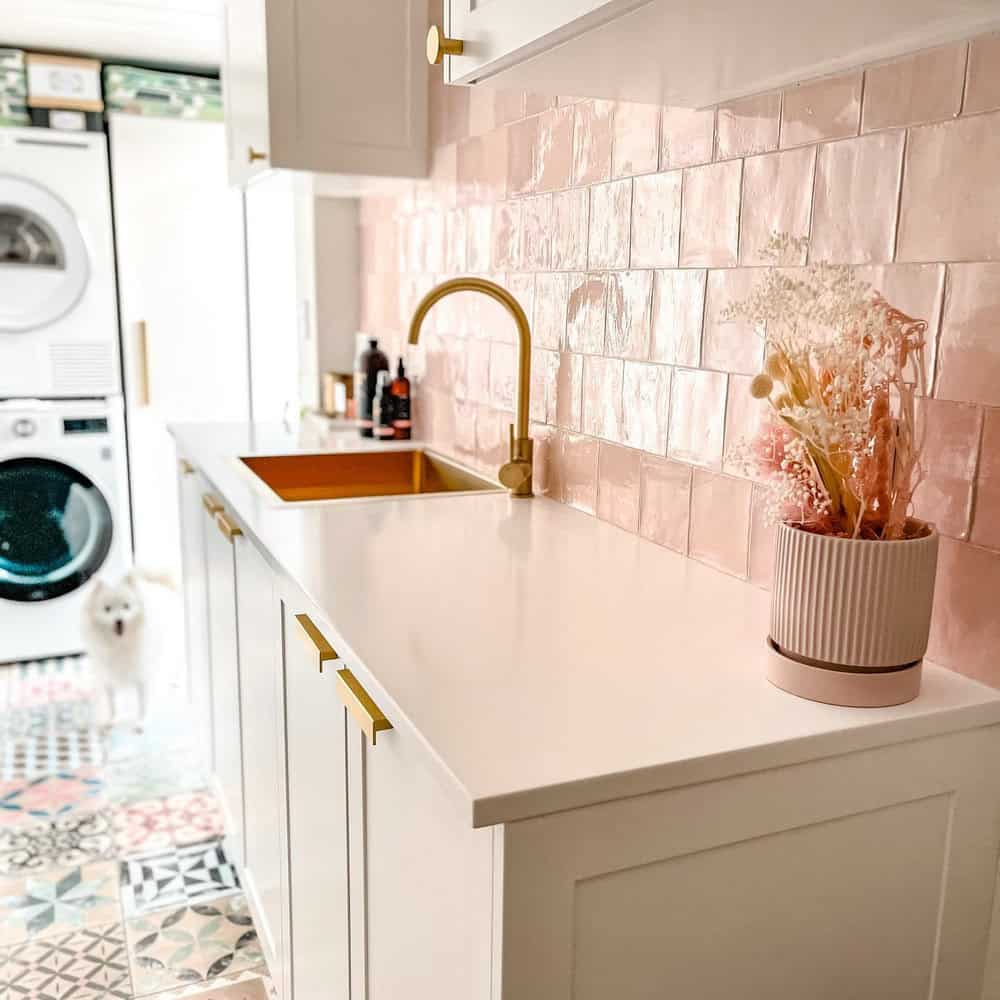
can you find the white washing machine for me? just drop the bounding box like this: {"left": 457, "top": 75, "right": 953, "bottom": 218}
{"left": 0, "top": 397, "right": 131, "bottom": 663}
{"left": 0, "top": 127, "right": 120, "bottom": 398}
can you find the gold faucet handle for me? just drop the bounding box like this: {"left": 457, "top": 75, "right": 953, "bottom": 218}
{"left": 499, "top": 459, "right": 532, "bottom": 495}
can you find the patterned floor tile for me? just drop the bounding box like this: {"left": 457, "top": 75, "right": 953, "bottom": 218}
{"left": 0, "top": 861, "right": 120, "bottom": 945}
{"left": 126, "top": 895, "right": 263, "bottom": 996}
{"left": 0, "top": 809, "right": 116, "bottom": 875}
{"left": 0, "top": 920, "right": 131, "bottom": 998}
{"left": 0, "top": 770, "right": 106, "bottom": 827}
{"left": 105, "top": 749, "right": 211, "bottom": 806}
{"left": 5, "top": 658, "right": 93, "bottom": 710}
{"left": 1, "top": 728, "right": 105, "bottom": 781}
{"left": 115, "top": 791, "right": 224, "bottom": 855}
{"left": 121, "top": 840, "right": 240, "bottom": 916}
{"left": 141, "top": 968, "right": 275, "bottom": 999}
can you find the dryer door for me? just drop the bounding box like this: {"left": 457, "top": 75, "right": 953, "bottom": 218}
{"left": 0, "top": 176, "right": 90, "bottom": 332}
{"left": 0, "top": 457, "right": 113, "bottom": 602}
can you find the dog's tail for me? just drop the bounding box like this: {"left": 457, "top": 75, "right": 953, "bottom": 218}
{"left": 129, "top": 567, "right": 178, "bottom": 591}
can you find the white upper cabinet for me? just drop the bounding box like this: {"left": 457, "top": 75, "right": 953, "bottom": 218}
{"left": 441, "top": 0, "right": 1000, "bottom": 106}
{"left": 223, "top": 0, "right": 428, "bottom": 185}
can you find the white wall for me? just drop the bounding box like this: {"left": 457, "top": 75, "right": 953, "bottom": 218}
{"left": 313, "top": 196, "right": 360, "bottom": 376}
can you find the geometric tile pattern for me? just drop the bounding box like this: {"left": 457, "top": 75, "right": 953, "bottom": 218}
{"left": 0, "top": 920, "right": 131, "bottom": 999}
{"left": 0, "top": 809, "right": 116, "bottom": 875}
{"left": 126, "top": 895, "right": 263, "bottom": 996}
{"left": 0, "top": 861, "right": 121, "bottom": 945}
{"left": 0, "top": 771, "right": 106, "bottom": 827}
{"left": 121, "top": 840, "right": 240, "bottom": 917}
{"left": 145, "top": 968, "right": 276, "bottom": 999}
{"left": 1, "top": 728, "right": 104, "bottom": 781}
{"left": 114, "top": 791, "right": 225, "bottom": 855}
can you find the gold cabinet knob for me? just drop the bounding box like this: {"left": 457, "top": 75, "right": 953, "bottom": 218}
{"left": 247, "top": 146, "right": 268, "bottom": 163}
{"left": 426, "top": 24, "right": 464, "bottom": 65}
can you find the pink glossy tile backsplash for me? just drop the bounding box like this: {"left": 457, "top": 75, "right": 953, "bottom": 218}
{"left": 359, "top": 35, "right": 1000, "bottom": 686}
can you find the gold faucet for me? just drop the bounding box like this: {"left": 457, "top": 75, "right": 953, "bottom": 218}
{"left": 408, "top": 277, "right": 533, "bottom": 497}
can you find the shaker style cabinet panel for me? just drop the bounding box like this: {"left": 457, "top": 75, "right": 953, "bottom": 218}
{"left": 223, "top": 0, "right": 428, "bottom": 185}
{"left": 441, "top": 0, "right": 1000, "bottom": 106}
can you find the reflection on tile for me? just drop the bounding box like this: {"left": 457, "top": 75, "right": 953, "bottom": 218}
{"left": 508, "top": 115, "right": 539, "bottom": 196}
{"left": 723, "top": 374, "right": 768, "bottom": 478}
{"left": 810, "top": 132, "right": 903, "bottom": 264}
{"left": 491, "top": 201, "right": 521, "bottom": 270}
{"left": 566, "top": 273, "right": 608, "bottom": 354}
{"left": 0, "top": 920, "right": 131, "bottom": 999}
{"left": 557, "top": 432, "right": 600, "bottom": 515}
{"left": 702, "top": 270, "right": 766, "bottom": 375}
{"left": 582, "top": 356, "right": 625, "bottom": 443}
{"left": 679, "top": 160, "right": 741, "bottom": 267}
{"left": 551, "top": 188, "right": 589, "bottom": 271}
{"left": 519, "top": 194, "right": 552, "bottom": 271}
{"left": 897, "top": 115, "right": 1000, "bottom": 263}
{"left": 588, "top": 179, "right": 632, "bottom": 270}
{"left": 535, "top": 106, "right": 575, "bottom": 193}
{"left": 688, "top": 470, "right": 752, "bottom": 578}
{"left": 660, "top": 107, "right": 715, "bottom": 169}
{"left": 639, "top": 455, "right": 691, "bottom": 553}
{"left": 780, "top": 71, "right": 861, "bottom": 147}
{"left": 533, "top": 272, "right": 569, "bottom": 351}
{"left": 972, "top": 409, "right": 1000, "bottom": 551}
{"left": 623, "top": 362, "right": 671, "bottom": 454}
{"left": 0, "top": 861, "right": 120, "bottom": 945}
{"left": 650, "top": 269, "right": 705, "bottom": 368}
{"left": 597, "top": 443, "right": 641, "bottom": 532}
{"left": 964, "top": 33, "right": 1000, "bottom": 115}
{"left": 530, "top": 348, "right": 560, "bottom": 424}
{"left": 113, "top": 791, "right": 225, "bottom": 856}
{"left": 605, "top": 271, "right": 653, "bottom": 360}
{"left": 630, "top": 171, "right": 681, "bottom": 268}
{"left": 572, "top": 100, "right": 614, "bottom": 186}
{"left": 125, "top": 895, "right": 263, "bottom": 997}
{"left": 667, "top": 368, "right": 727, "bottom": 469}
{"left": 716, "top": 93, "right": 780, "bottom": 159}
{"left": 862, "top": 42, "right": 965, "bottom": 131}
{"left": 739, "top": 146, "right": 815, "bottom": 265}
{"left": 555, "top": 353, "right": 584, "bottom": 432}
{"left": 0, "top": 809, "right": 115, "bottom": 876}
{"left": 120, "top": 840, "right": 240, "bottom": 917}
{"left": 936, "top": 263, "right": 1000, "bottom": 406}
{"left": 612, "top": 101, "right": 660, "bottom": 178}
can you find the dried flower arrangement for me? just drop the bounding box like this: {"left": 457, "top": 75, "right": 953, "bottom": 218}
{"left": 726, "top": 235, "right": 930, "bottom": 541}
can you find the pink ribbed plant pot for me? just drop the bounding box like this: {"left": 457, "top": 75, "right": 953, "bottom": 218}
{"left": 766, "top": 521, "right": 939, "bottom": 707}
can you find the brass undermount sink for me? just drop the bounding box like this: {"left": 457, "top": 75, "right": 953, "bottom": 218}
{"left": 240, "top": 449, "right": 500, "bottom": 503}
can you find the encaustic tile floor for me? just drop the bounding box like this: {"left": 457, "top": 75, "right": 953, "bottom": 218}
{"left": 0, "top": 656, "right": 274, "bottom": 1000}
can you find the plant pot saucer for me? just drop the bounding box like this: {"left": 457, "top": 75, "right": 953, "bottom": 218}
{"left": 764, "top": 641, "right": 922, "bottom": 708}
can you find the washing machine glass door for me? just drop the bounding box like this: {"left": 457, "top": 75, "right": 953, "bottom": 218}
{"left": 0, "top": 457, "right": 113, "bottom": 602}
{"left": 0, "top": 176, "right": 90, "bottom": 332}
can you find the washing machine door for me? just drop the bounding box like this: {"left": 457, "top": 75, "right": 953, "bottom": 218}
{"left": 0, "top": 175, "right": 90, "bottom": 332}
{"left": 0, "top": 457, "right": 113, "bottom": 602}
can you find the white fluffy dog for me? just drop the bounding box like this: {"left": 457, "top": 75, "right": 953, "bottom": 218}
{"left": 81, "top": 569, "right": 177, "bottom": 730}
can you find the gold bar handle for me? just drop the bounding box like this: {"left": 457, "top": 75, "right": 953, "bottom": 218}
{"left": 202, "top": 492, "right": 224, "bottom": 514}
{"left": 135, "top": 320, "right": 151, "bottom": 407}
{"left": 179, "top": 458, "right": 195, "bottom": 476}
{"left": 336, "top": 668, "right": 392, "bottom": 745}
{"left": 215, "top": 511, "right": 242, "bottom": 542}
{"left": 294, "top": 613, "right": 339, "bottom": 672}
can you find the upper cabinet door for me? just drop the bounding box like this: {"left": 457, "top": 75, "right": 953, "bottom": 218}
{"left": 223, "top": 0, "right": 271, "bottom": 185}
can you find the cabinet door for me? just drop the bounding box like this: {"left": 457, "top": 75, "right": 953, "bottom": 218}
{"left": 343, "top": 663, "right": 494, "bottom": 1000}
{"left": 223, "top": 0, "right": 271, "bottom": 184}
{"left": 204, "top": 506, "right": 245, "bottom": 866}
{"left": 176, "top": 463, "right": 213, "bottom": 770}
{"left": 282, "top": 605, "right": 350, "bottom": 1000}
{"left": 234, "top": 538, "right": 286, "bottom": 987}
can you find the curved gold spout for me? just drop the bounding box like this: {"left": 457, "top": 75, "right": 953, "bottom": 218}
{"left": 408, "top": 277, "right": 533, "bottom": 497}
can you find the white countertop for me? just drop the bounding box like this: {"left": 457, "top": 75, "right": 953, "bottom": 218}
{"left": 172, "top": 419, "right": 1000, "bottom": 827}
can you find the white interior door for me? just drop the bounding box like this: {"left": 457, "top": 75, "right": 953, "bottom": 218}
{"left": 110, "top": 113, "right": 249, "bottom": 578}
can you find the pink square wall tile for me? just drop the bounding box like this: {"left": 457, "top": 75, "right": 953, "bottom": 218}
{"left": 862, "top": 43, "right": 966, "bottom": 132}
{"left": 491, "top": 202, "right": 522, "bottom": 270}
{"left": 508, "top": 115, "right": 540, "bottom": 196}
{"left": 566, "top": 273, "right": 608, "bottom": 354}
{"left": 458, "top": 132, "right": 508, "bottom": 205}
{"left": 739, "top": 146, "right": 815, "bottom": 265}
{"left": 556, "top": 352, "right": 584, "bottom": 431}
{"left": 466, "top": 339, "right": 491, "bottom": 404}
{"left": 444, "top": 208, "right": 467, "bottom": 273}
{"left": 495, "top": 90, "right": 526, "bottom": 125}
{"left": 551, "top": 188, "right": 590, "bottom": 271}
{"left": 703, "top": 270, "right": 766, "bottom": 375}
{"left": 623, "top": 361, "right": 671, "bottom": 454}
{"left": 660, "top": 107, "right": 715, "bottom": 170}
{"left": 613, "top": 101, "right": 661, "bottom": 178}
{"left": 780, "top": 71, "right": 862, "bottom": 148}
{"left": 723, "top": 373, "right": 768, "bottom": 478}
{"left": 572, "top": 100, "right": 615, "bottom": 186}
{"left": 530, "top": 348, "right": 561, "bottom": 424}
{"left": 668, "top": 368, "right": 728, "bottom": 469}
{"left": 430, "top": 74, "right": 470, "bottom": 147}
{"left": 558, "top": 431, "right": 600, "bottom": 514}
{"left": 688, "top": 470, "right": 752, "bottom": 578}
{"left": 476, "top": 406, "right": 511, "bottom": 472}
{"left": 650, "top": 269, "right": 705, "bottom": 368}
{"left": 965, "top": 33, "right": 1000, "bottom": 114}
{"left": 467, "top": 87, "right": 497, "bottom": 137}
{"left": 639, "top": 454, "right": 691, "bottom": 552}
{"left": 630, "top": 171, "right": 682, "bottom": 269}
{"left": 913, "top": 399, "right": 982, "bottom": 539}
{"left": 533, "top": 272, "right": 569, "bottom": 350}
{"left": 679, "top": 160, "right": 741, "bottom": 268}
{"left": 489, "top": 342, "right": 517, "bottom": 409}
{"left": 897, "top": 115, "right": 1000, "bottom": 263}
{"left": 526, "top": 93, "right": 558, "bottom": 115}
{"left": 809, "top": 132, "right": 904, "bottom": 264}
{"left": 466, "top": 204, "right": 493, "bottom": 272}
{"left": 936, "top": 263, "right": 1000, "bottom": 406}
{"left": 597, "top": 442, "right": 642, "bottom": 532}
{"left": 520, "top": 194, "right": 552, "bottom": 271}
{"left": 926, "top": 538, "right": 1000, "bottom": 687}
{"left": 588, "top": 179, "right": 633, "bottom": 270}
{"left": 582, "top": 355, "right": 625, "bottom": 442}
{"left": 972, "top": 408, "right": 1000, "bottom": 551}
{"left": 716, "top": 93, "right": 781, "bottom": 159}
{"left": 529, "top": 421, "right": 558, "bottom": 498}
{"left": 605, "top": 270, "right": 653, "bottom": 360}
{"left": 748, "top": 486, "right": 777, "bottom": 589}
{"left": 535, "top": 106, "right": 576, "bottom": 192}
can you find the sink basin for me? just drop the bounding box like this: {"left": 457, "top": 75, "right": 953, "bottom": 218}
{"left": 240, "top": 449, "right": 499, "bottom": 502}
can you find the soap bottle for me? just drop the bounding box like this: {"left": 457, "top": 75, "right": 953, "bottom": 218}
{"left": 391, "top": 358, "right": 411, "bottom": 440}
{"left": 357, "top": 338, "right": 389, "bottom": 438}
{"left": 373, "top": 371, "right": 396, "bottom": 441}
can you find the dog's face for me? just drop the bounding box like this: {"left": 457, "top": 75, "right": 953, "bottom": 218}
{"left": 87, "top": 575, "right": 144, "bottom": 638}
